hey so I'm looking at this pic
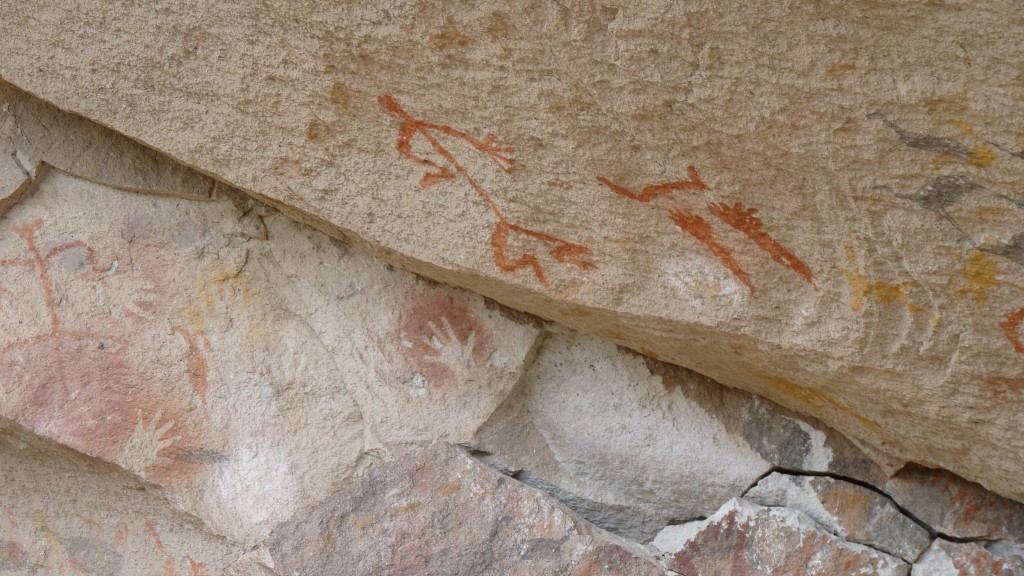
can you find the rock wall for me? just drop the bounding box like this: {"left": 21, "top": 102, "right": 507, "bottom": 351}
{"left": 0, "top": 1, "right": 1022, "bottom": 503}
{"left": 0, "top": 80, "right": 1020, "bottom": 574}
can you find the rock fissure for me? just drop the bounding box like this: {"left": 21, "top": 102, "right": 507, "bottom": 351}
{"left": 743, "top": 466, "right": 937, "bottom": 537}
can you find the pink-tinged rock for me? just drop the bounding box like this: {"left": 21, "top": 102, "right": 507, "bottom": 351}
{"left": 263, "top": 443, "right": 663, "bottom": 576}
{"left": 4, "top": 0, "right": 1024, "bottom": 504}
{"left": 745, "top": 473, "right": 931, "bottom": 563}
{"left": 911, "top": 539, "right": 1024, "bottom": 576}
{"left": 0, "top": 419, "right": 242, "bottom": 575}
{"left": 884, "top": 465, "right": 1024, "bottom": 541}
{"left": 0, "top": 169, "right": 538, "bottom": 545}
{"left": 659, "top": 499, "right": 909, "bottom": 576}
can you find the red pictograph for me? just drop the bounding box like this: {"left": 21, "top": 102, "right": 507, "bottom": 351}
{"left": 668, "top": 207, "right": 755, "bottom": 294}
{"left": 0, "top": 218, "right": 196, "bottom": 477}
{"left": 0, "top": 218, "right": 125, "bottom": 368}
{"left": 1001, "top": 307, "right": 1024, "bottom": 356}
{"left": 598, "top": 167, "right": 815, "bottom": 294}
{"left": 379, "top": 94, "right": 596, "bottom": 287}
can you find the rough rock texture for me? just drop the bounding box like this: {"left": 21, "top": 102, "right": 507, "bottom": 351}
{"left": 1, "top": 81, "right": 1023, "bottom": 574}
{"left": 0, "top": 420, "right": 243, "bottom": 575}
{"left": 0, "top": 169, "right": 538, "bottom": 545}
{"left": 884, "top": 464, "right": 1024, "bottom": 541}
{"left": 471, "top": 329, "right": 891, "bottom": 540}
{"left": 1, "top": 1, "right": 1022, "bottom": 500}
{"left": 263, "top": 444, "right": 662, "bottom": 576}
{"left": 745, "top": 472, "right": 931, "bottom": 563}
{"left": 911, "top": 539, "right": 1024, "bottom": 576}
{"left": 0, "top": 82, "right": 217, "bottom": 201}
{"left": 0, "top": 129, "right": 43, "bottom": 216}
{"left": 656, "top": 498, "right": 910, "bottom": 575}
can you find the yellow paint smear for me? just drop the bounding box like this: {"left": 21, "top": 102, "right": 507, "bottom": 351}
{"left": 766, "top": 374, "right": 881, "bottom": 434}
{"left": 968, "top": 145, "right": 998, "bottom": 167}
{"left": 959, "top": 252, "right": 1000, "bottom": 304}
{"left": 181, "top": 263, "right": 262, "bottom": 344}
{"left": 840, "top": 246, "right": 936, "bottom": 320}
{"left": 948, "top": 119, "right": 974, "bottom": 134}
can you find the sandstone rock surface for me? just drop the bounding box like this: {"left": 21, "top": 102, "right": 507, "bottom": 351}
{"left": 263, "top": 443, "right": 663, "bottom": 576}
{"left": 910, "top": 539, "right": 1024, "bottom": 576}
{"left": 0, "top": 1, "right": 1022, "bottom": 499}
{"left": 0, "top": 82, "right": 217, "bottom": 200}
{"left": 1, "top": 80, "right": 1023, "bottom": 574}
{"left": 745, "top": 472, "right": 931, "bottom": 562}
{"left": 884, "top": 464, "right": 1024, "bottom": 541}
{"left": 0, "top": 420, "right": 243, "bottom": 575}
{"left": 657, "top": 498, "right": 910, "bottom": 575}
{"left": 472, "top": 329, "right": 892, "bottom": 540}
{"left": 0, "top": 168, "right": 538, "bottom": 545}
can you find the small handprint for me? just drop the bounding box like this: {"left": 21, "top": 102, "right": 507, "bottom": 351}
{"left": 420, "top": 316, "right": 478, "bottom": 374}
{"left": 117, "top": 409, "right": 180, "bottom": 474}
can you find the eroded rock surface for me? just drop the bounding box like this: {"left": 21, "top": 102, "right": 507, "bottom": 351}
{"left": 0, "top": 81, "right": 218, "bottom": 200}
{"left": 1, "top": 1, "right": 1023, "bottom": 499}
{"left": 656, "top": 498, "right": 910, "bottom": 576}
{"left": 0, "top": 420, "right": 243, "bottom": 575}
{"left": 745, "top": 472, "right": 931, "bottom": 563}
{"left": 0, "top": 169, "right": 538, "bottom": 545}
{"left": 884, "top": 464, "right": 1024, "bottom": 541}
{"left": 263, "top": 444, "right": 663, "bottom": 576}
{"left": 911, "top": 539, "right": 1024, "bottom": 576}
{"left": 472, "top": 330, "right": 892, "bottom": 540}
{"left": 0, "top": 84, "right": 1022, "bottom": 574}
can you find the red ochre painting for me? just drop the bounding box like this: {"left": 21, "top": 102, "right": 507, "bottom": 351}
{"left": 598, "top": 167, "right": 815, "bottom": 295}
{"left": 379, "top": 94, "right": 596, "bottom": 287}
{"left": 0, "top": 218, "right": 200, "bottom": 481}
{"left": 1001, "top": 307, "right": 1024, "bottom": 356}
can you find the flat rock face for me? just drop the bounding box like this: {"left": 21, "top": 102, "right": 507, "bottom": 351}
{"left": 0, "top": 82, "right": 218, "bottom": 200}
{"left": 746, "top": 472, "right": 931, "bottom": 563}
{"left": 659, "top": 498, "right": 910, "bottom": 576}
{"left": 884, "top": 464, "right": 1024, "bottom": 541}
{"left": 911, "top": 539, "right": 1024, "bottom": 576}
{"left": 0, "top": 421, "right": 243, "bottom": 575}
{"left": 3, "top": 82, "right": 1024, "bottom": 575}
{"left": 472, "top": 329, "right": 892, "bottom": 541}
{"left": 0, "top": 168, "right": 538, "bottom": 544}
{"left": 1, "top": 1, "right": 1022, "bottom": 500}
{"left": 0, "top": 131, "right": 39, "bottom": 215}
{"left": 263, "top": 443, "right": 663, "bottom": 576}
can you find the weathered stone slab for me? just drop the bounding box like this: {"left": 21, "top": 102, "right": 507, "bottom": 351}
{"left": 655, "top": 498, "right": 909, "bottom": 575}
{"left": 0, "top": 81, "right": 218, "bottom": 199}
{"left": 473, "top": 329, "right": 894, "bottom": 541}
{"left": 0, "top": 132, "right": 42, "bottom": 217}
{"left": 884, "top": 464, "right": 1024, "bottom": 541}
{"left": 745, "top": 472, "right": 931, "bottom": 562}
{"left": 0, "top": 168, "right": 539, "bottom": 545}
{"left": 911, "top": 539, "right": 1024, "bottom": 576}
{"left": 263, "top": 443, "right": 663, "bottom": 576}
{"left": 0, "top": 419, "right": 243, "bottom": 576}
{"left": 0, "top": 1, "right": 1021, "bottom": 500}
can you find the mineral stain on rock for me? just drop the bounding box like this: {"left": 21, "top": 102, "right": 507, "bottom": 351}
{"left": 870, "top": 112, "right": 996, "bottom": 167}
